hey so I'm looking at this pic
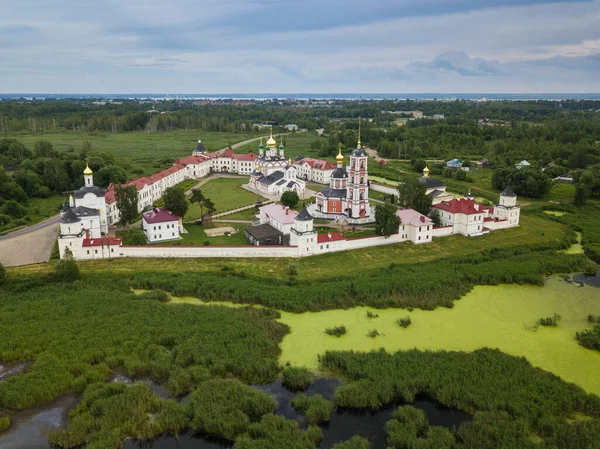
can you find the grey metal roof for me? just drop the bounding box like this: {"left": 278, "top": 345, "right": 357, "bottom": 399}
{"left": 418, "top": 177, "right": 445, "bottom": 189}
{"left": 194, "top": 141, "right": 206, "bottom": 153}
{"left": 72, "top": 206, "right": 100, "bottom": 217}
{"left": 296, "top": 205, "right": 313, "bottom": 221}
{"left": 319, "top": 187, "right": 347, "bottom": 198}
{"left": 428, "top": 189, "right": 446, "bottom": 199}
{"left": 245, "top": 223, "right": 283, "bottom": 240}
{"left": 501, "top": 185, "right": 516, "bottom": 197}
{"left": 351, "top": 147, "right": 367, "bottom": 157}
{"left": 331, "top": 167, "right": 348, "bottom": 179}
{"left": 257, "top": 171, "right": 285, "bottom": 185}
{"left": 60, "top": 208, "right": 81, "bottom": 224}
{"left": 276, "top": 179, "right": 287, "bottom": 186}
{"left": 73, "top": 185, "right": 105, "bottom": 199}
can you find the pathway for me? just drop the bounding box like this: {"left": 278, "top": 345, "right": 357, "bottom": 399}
{"left": 0, "top": 215, "right": 59, "bottom": 267}
{"left": 216, "top": 132, "right": 293, "bottom": 154}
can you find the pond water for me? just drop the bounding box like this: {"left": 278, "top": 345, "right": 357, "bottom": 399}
{"left": 123, "top": 378, "right": 471, "bottom": 449}
{"left": 0, "top": 361, "right": 33, "bottom": 381}
{"left": 277, "top": 276, "right": 600, "bottom": 396}
{"left": 0, "top": 393, "right": 80, "bottom": 449}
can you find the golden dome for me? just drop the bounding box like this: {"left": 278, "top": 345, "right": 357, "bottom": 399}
{"left": 266, "top": 128, "right": 276, "bottom": 148}
{"left": 423, "top": 165, "right": 430, "bottom": 177}
{"left": 336, "top": 144, "right": 344, "bottom": 162}
{"left": 83, "top": 161, "right": 93, "bottom": 175}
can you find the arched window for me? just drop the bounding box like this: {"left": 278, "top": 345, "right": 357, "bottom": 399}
{"left": 360, "top": 192, "right": 364, "bottom": 200}
{"left": 351, "top": 160, "right": 355, "bottom": 168}
{"left": 360, "top": 160, "right": 364, "bottom": 169}
{"left": 360, "top": 177, "right": 364, "bottom": 184}
{"left": 336, "top": 180, "right": 340, "bottom": 188}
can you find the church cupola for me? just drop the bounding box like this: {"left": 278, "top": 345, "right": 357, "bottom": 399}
{"left": 258, "top": 138, "right": 265, "bottom": 157}
{"left": 279, "top": 139, "right": 285, "bottom": 158}
{"left": 83, "top": 159, "right": 94, "bottom": 186}
{"left": 500, "top": 185, "right": 517, "bottom": 207}
{"left": 266, "top": 128, "right": 277, "bottom": 149}
{"left": 423, "top": 165, "right": 430, "bottom": 178}
{"left": 336, "top": 143, "right": 344, "bottom": 168}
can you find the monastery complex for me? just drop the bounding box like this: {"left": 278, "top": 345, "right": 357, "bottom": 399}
{"left": 57, "top": 132, "right": 521, "bottom": 261}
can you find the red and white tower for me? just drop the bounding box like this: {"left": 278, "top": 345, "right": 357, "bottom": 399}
{"left": 346, "top": 122, "right": 370, "bottom": 218}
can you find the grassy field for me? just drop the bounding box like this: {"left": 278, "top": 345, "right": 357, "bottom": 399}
{"left": 152, "top": 222, "right": 249, "bottom": 246}
{"left": 219, "top": 207, "right": 259, "bottom": 221}
{"left": 235, "top": 132, "right": 331, "bottom": 162}
{"left": 185, "top": 177, "right": 260, "bottom": 219}
{"left": 14, "top": 130, "right": 262, "bottom": 175}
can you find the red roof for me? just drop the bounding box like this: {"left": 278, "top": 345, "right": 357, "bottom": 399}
{"left": 234, "top": 152, "right": 259, "bottom": 161}
{"left": 295, "top": 158, "right": 336, "bottom": 170}
{"left": 82, "top": 237, "right": 122, "bottom": 247}
{"left": 317, "top": 233, "right": 346, "bottom": 243}
{"left": 434, "top": 198, "right": 489, "bottom": 216}
{"left": 177, "top": 155, "right": 210, "bottom": 165}
{"left": 142, "top": 207, "right": 180, "bottom": 224}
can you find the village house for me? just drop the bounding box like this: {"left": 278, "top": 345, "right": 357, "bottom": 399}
{"left": 142, "top": 208, "right": 181, "bottom": 243}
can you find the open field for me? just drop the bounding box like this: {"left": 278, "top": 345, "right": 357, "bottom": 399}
{"left": 14, "top": 130, "right": 261, "bottom": 175}
{"left": 185, "top": 177, "right": 259, "bottom": 219}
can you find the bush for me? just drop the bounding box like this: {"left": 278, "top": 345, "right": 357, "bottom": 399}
{"left": 576, "top": 324, "right": 600, "bottom": 352}
{"left": 291, "top": 392, "right": 334, "bottom": 424}
{"left": 235, "top": 414, "right": 322, "bottom": 449}
{"left": 332, "top": 435, "right": 372, "bottom": 449}
{"left": 366, "top": 311, "right": 379, "bottom": 319}
{"left": 0, "top": 263, "right": 5, "bottom": 285}
{"left": 286, "top": 262, "right": 298, "bottom": 276}
{"left": 537, "top": 314, "right": 561, "bottom": 327}
{"left": 281, "top": 191, "right": 299, "bottom": 208}
{"left": 188, "top": 379, "right": 276, "bottom": 441}
{"left": 367, "top": 329, "right": 380, "bottom": 338}
{"left": 1, "top": 200, "right": 27, "bottom": 219}
{"left": 282, "top": 366, "right": 313, "bottom": 391}
{"left": 125, "top": 227, "right": 147, "bottom": 246}
{"left": 54, "top": 248, "right": 80, "bottom": 282}
{"left": 325, "top": 325, "right": 347, "bottom": 337}
{"left": 0, "top": 416, "right": 10, "bottom": 432}
{"left": 397, "top": 316, "right": 411, "bottom": 328}
{"left": 134, "top": 290, "right": 170, "bottom": 302}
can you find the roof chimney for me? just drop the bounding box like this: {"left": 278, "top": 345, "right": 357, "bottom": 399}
{"left": 198, "top": 139, "right": 202, "bottom": 143}
{"left": 328, "top": 232, "right": 331, "bottom": 239}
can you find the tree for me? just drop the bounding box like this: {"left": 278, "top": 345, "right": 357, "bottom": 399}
{"left": 55, "top": 248, "right": 80, "bottom": 282}
{"left": 491, "top": 167, "right": 512, "bottom": 190}
{"left": 281, "top": 190, "right": 299, "bottom": 208}
{"left": 429, "top": 208, "right": 442, "bottom": 227}
{"left": 375, "top": 203, "right": 401, "bottom": 238}
{"left": 511, "top": 167, "right": 552, "bottom": 198}
{"left": 455, "top": 169, "right": 468, "bottom": 181}
{"left": 162, "top": 186, "right": 189, "bottom": 218}
{"left": 573, "top": 164, "right": 600, "bottom": 206}
{"left": 115, "top": 184, "right": 139, "bottom": 228}
{"left": 443, "top": 167, "right": 453, "bottom": 178}
{"left": 125, "top": 227, "right": 147, "bottom": 246}
{"left": 411, "top": 159, "right": 427, "bottom": 173}
{"left": 0, "top": 262, "right": 5, "bottom": 285}
{"left": 95, "top": 165, "right": 127, "bottom": 188}
{"left": 190, "top": 189, "right": 215, "bottom": 219}
{"left": 398, "top": 178, "right": 432, "bottom": 215}
{"left": 34, "top": 140, "right": 55, "bottom": 158}
{"left": 1, "top": 200, "right": 27, "bottom": 219}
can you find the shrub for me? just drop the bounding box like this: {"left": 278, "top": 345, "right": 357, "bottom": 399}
{"left": 397, "top": 316, "right": 412, "bottom": 328}
{"left": 537, "top": 314, "right": 562, "bottom": 327}
{"left": 576, "top": 324, "right": 600, "bottom": 352}
{"left": 291, "top": 392, "right": 334, "bottom": 424}
{"left": 1, "top": 200, "right": 27, "bottom": 219}
{"left": 235, "top": 414, "right": 322, "bottom": 449}
{"left": 280, "top": 191, "right": 299, "bottom": 208}
{"left": 0, "top": 263, "right": 5, "bottom": 285}
{"left": 367, "top": 329, "right": 380, "bottom": 338}
{"left": 325, "top": 325, "right": 347, "bottom": 337}
{"left": 188, "top": 379, "right": 276, "bottom": 441}
{"left": 286, "top": 262, "right": 298, "bottom": 276}
{"left": 54, "top": 248, "right": 80, "bottom": 282}
{"left": 366, "top": 311, "right": 379, "bottom": 319}
{"left": 0, "top": 416, "right": 10, "bottom": 432}
{"left": 134, "top": 290, "right": 170, "bottom": 302}
{"left": 588, "top": 315, "right": 600, "bottom": 323}
{"left": 282, "top": 366, "right": 313, "bottom": 391}
{"left": 125, "top": 227, "right": 147, "bottom": 246}
{"left": 332, "top": 435, "right": 372, "bottom": 449}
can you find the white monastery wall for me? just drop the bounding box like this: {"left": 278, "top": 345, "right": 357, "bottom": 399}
{"left": 370, "top": 183, "right": 397, "bottom": 196}
{"left": 120, "top": 245, "right": 300, "bottom": 259}
{"left": 433, "top": 226, "right": 453, "bottom": 237}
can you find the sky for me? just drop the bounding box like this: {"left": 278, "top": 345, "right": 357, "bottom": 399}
{"left": 1, "top": 0, "right": 599, "bottom": 93}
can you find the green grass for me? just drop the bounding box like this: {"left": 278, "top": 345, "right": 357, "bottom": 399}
{"left": 221, "top": 207, "right": 260, "bottom": 221}
{"left": 185, "top": 177, "right": 260, "bottom": 219}
{"left": 369, "top": 189, "right": 387, "bottom": 201}
{"left": 152, "top": 222, "right": 249, "bottom": 246}
{"left": 235, "top": 133, "right": 330, "bottom": 162}
{"left": 0, "top": 195, "right": 65, "bottom": 234}
{"left": 15, "top": 130, "right": 262, "bottom": 176}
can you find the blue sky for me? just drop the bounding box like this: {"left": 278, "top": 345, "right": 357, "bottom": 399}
{"left": 1, "top": 0, "right": 599, "bottom": 93}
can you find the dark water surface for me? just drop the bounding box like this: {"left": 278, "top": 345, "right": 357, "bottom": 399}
{"left": 573, "top": 271, "right": 600, "bottom": 288}
{"left": 124, "top": 378, "right": 471, "bottom": 449}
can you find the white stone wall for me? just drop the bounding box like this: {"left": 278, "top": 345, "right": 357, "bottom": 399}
{"left": 76, "top": 192, "right": 108, "bottom": 234}
{"left": 438, "top": 211, "right": 486, "bottom": 236}
{"left": 494, "top": 205, "right": 520, "bottom": 227}
{"left": 370, "top": 183, "right": 397, "bottom": 196}
{"left": 433, "top": 226, "right": 453, "bottom": 237}
{"left": 121, "top": 245, "right": 299, "bottom": 258}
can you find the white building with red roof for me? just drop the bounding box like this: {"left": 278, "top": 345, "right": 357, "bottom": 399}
{"left": 142, "top": 207, "right": 181, "bottom": 242}
{"left": 433, "top": 187, "right": 519, "bottom": 236}
{"left": 293, "top": 158, "right": 336, "bottom": 184}
{"left": 396, "top": 208, "right": 433, "bottom": 244}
